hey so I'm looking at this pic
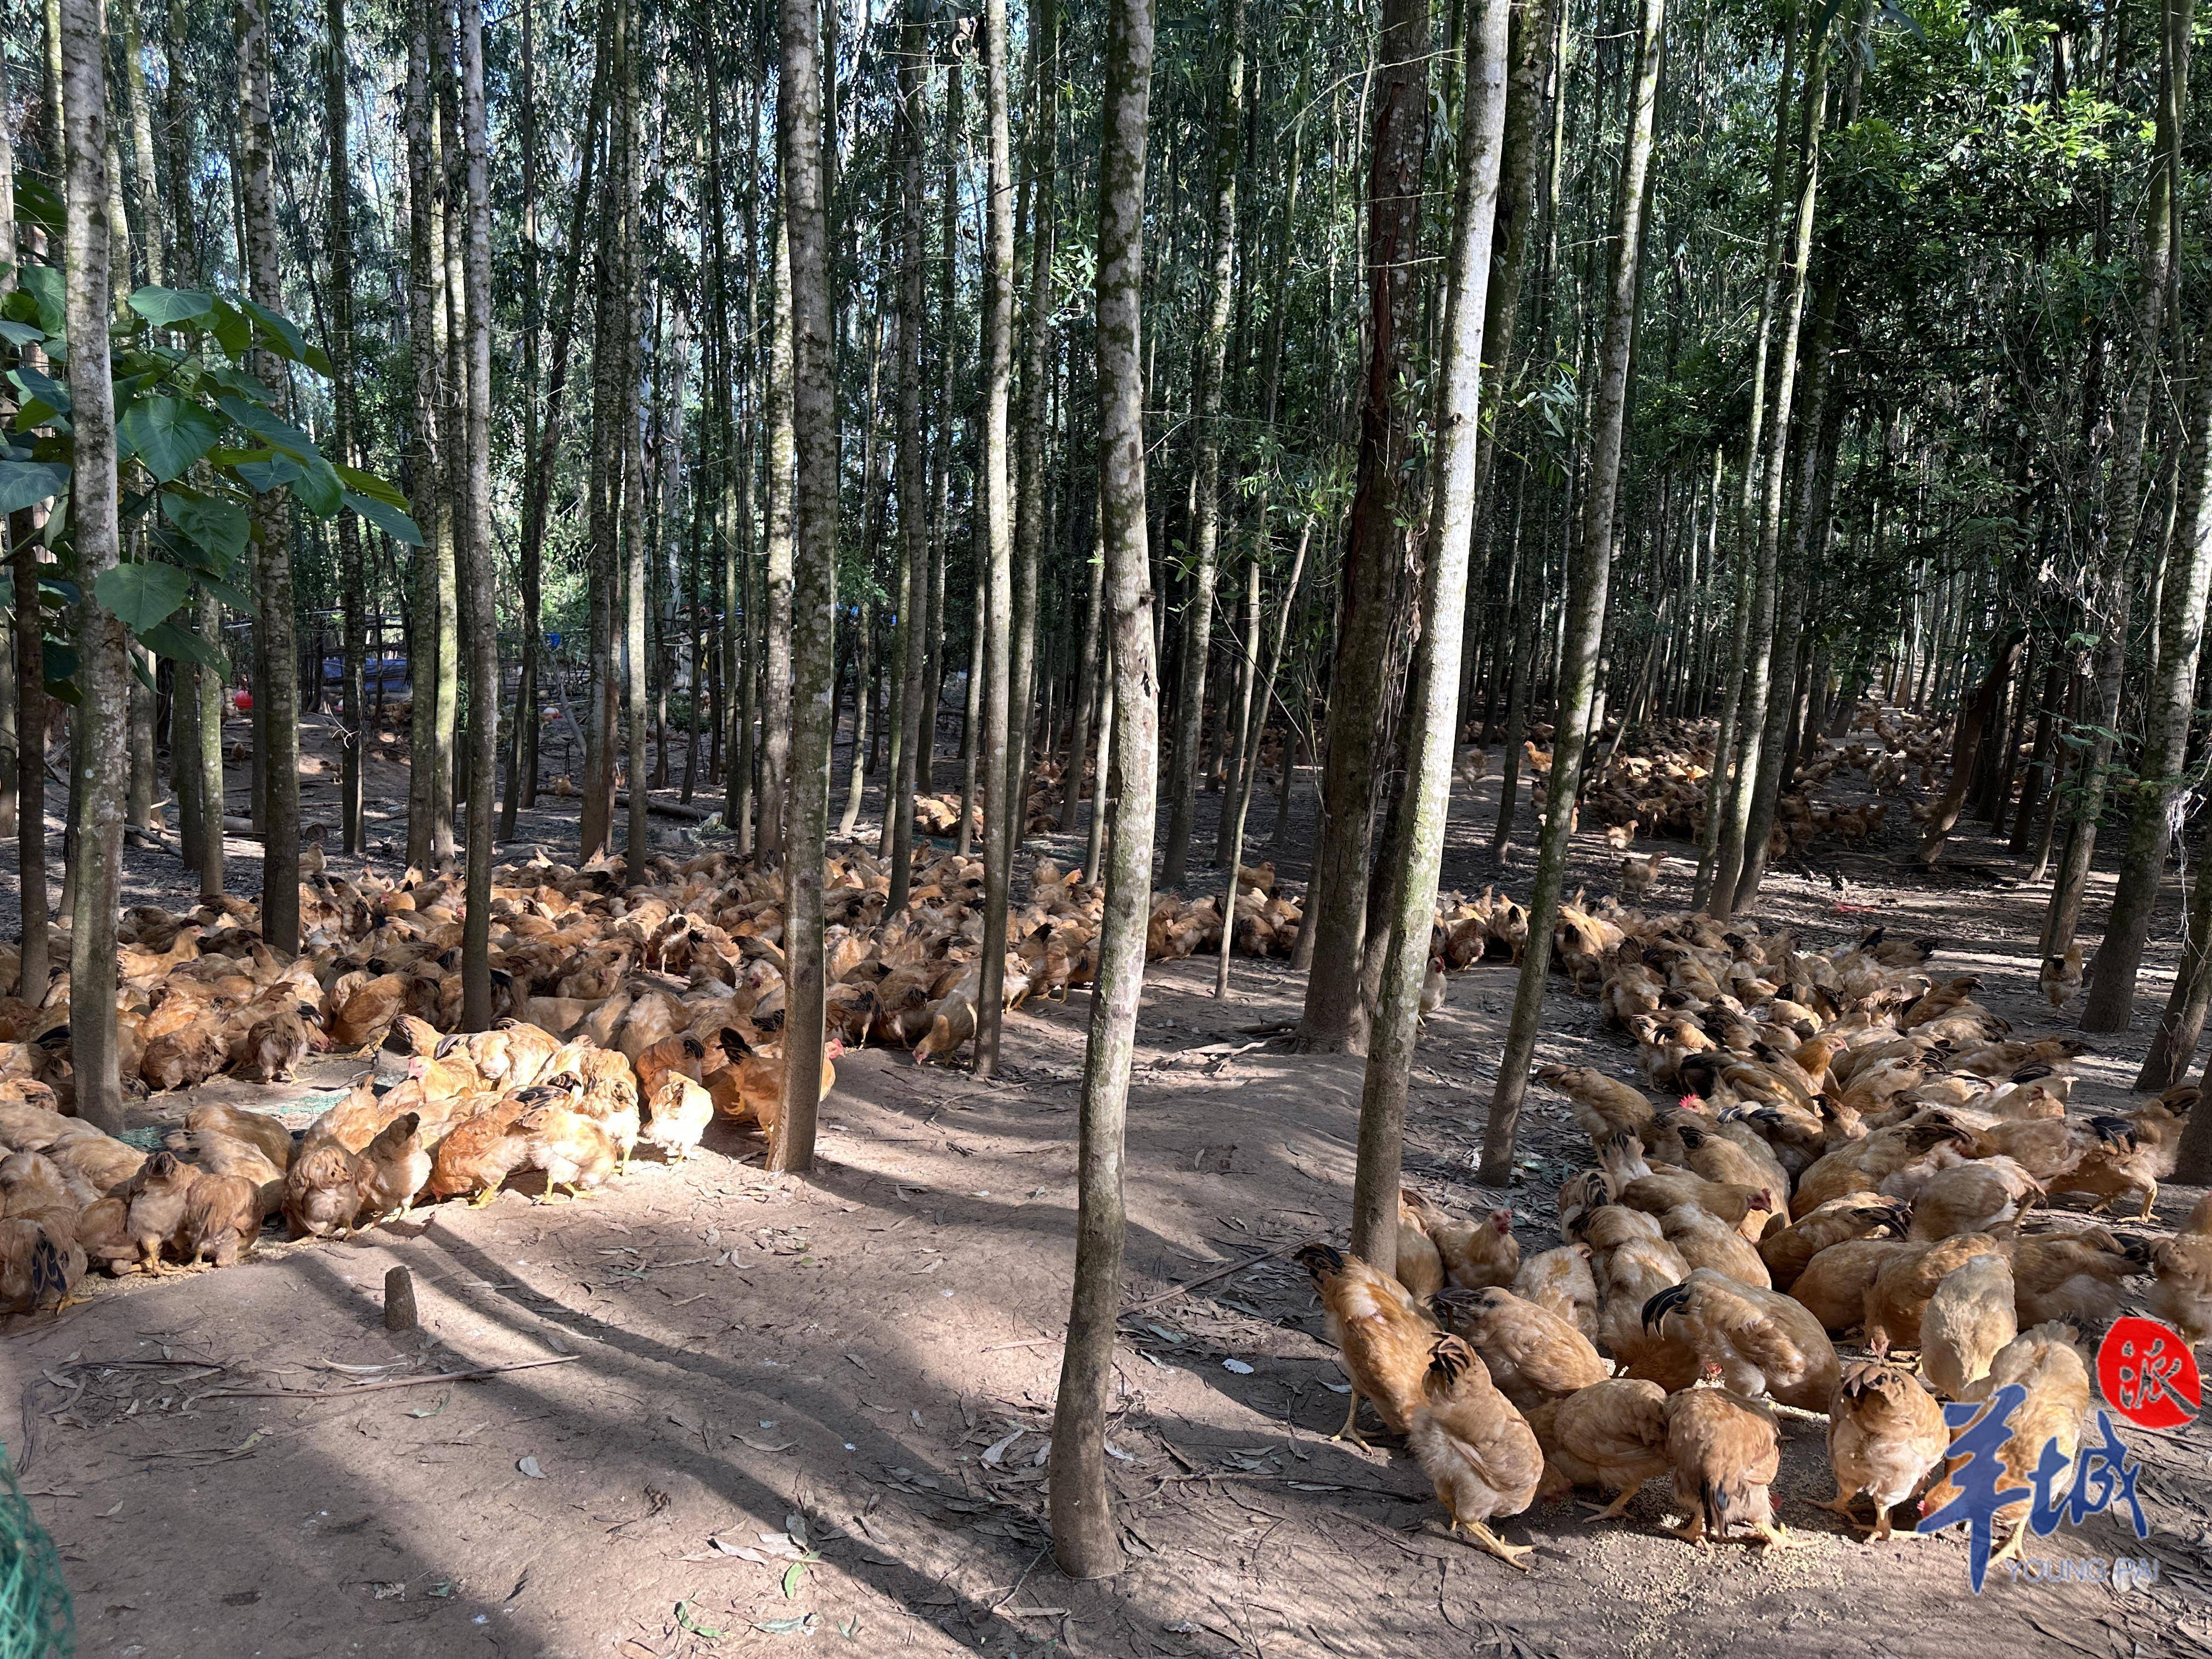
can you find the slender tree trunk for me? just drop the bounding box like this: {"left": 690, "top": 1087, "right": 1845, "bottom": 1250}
{"left": 1048, "top": 0, "right": 1155, "bottom": 1573}
{"left": 59, "top": 0, "right": 124, "bottom": 1129}
{"left": 759, "top": 215, "right": 797, "bottom": 859}
{"left": 1160, "top": 0, "right": 1244, "bottom": 890}
{"left": 973, "top": 0, "right": 1017, "bottom": 1077}
{"left": 883, "top": 0, "right": 928, "bottom": 909}
{"left": 405, "top": 0, "right": 446, "bottom": 870}
{"left": 1062, "top": 521, "right": 1105, "bottom": 831}
{"left": 622, "top": 100, "right": 650, "bottom": 879}
{"left": 239, "top": 0, "right": 297, "bottom": 952}
{"left": 1480, "top": 0, "right": 1662, "bottom": 1185}
{"left": 1217, "top": 520, "right": 1311, "bottom": 995}
{"left": 838, "top": 601, "right": 871, "bottom": 836}
{"left": 772, "top": 0, "right": 836, "bottom": 1173}
{"left": 1007, "top": 0, "right": 1058, "bottom": 875}
{"left": 2087, "top": 376, "right": 2212, "bottom": 1027}
{"left": 456, "top": 0, "right": 496, "bottom": 1023}
{"left": 325, "top": 0, "right": 365, "bottom": 857}
{"left": 1296, "top": 0, "right": 1430, "bottom": 1053}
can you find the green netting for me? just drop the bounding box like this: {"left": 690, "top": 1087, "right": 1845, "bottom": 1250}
{"left": 0, "top": 1443, "right": 71, "bottom": 1658}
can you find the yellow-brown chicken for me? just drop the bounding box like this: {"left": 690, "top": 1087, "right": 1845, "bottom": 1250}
{"left": 1662, "top": 1376, "right": 1796, "bottom": 1549}
{"left": 1403, "top": 1189, "right": 1520, "bottom": 1291}
{"left": 2012, "top": 1225, "right": 2151, "bottom": 1326}
{"left": 1789, "top": 1237, "right": 1911, "bottom": 1334}
{"left": 422, "top": 1091, "right": 539, "bottom": 1204}
{"left": 1919, "top": 1323, "right": 2090, "bottom": 1567}
{"left": 2046, "top": 1093, "right": 2192, "bottom": 1220}
{"left": 1862, "top": 1233, "right": 2005, "bottom": 1355}
{"left": 641, "top": 1074, "right": 715, "bottom": 1161}
{"left": 1296, "top": 1243, "right": 1437, "bottom": 1444}
{"left": 2039, "top": 944, "right": 2083, "bottom": 1009}
{"left": 1918, "top": 1251, "right": 2016, "bottom": 1400}
{"left": 1822, "top": 1359, "right": 1949, "bottom": 1540}
{"left": 1792, "top": 1118, "right": 1976, "bottom": 1217}
{"left": 1393, "top": 1192, "right": 1446, "bottom": 1302}
{"left": 1759, "top": 1194, "right": 1911, "bottom": 1290}
{"left": 283, "top": 1139, "right": 367, "bottom": 1237}
{"left": 1528, "top": 1377, "right": 1670, "bottom": 1521}
{"left": 1538, "top": 1064, "right": 1657, "bottom": 1149}
{"left": 516, "top": 1105, "right": 618, "bottom": 1199}
{"left": 1902, "top": 1156, "right": 2042, "bottom": 1241}
{"left": 2149, "top": 1191, "right": 2212, "bottom": 1346}
{"left": 0, "top": 1210, "right": 83, "bottom": 1312}
{"left": 1407, "top": 1335, "right": 1542, "bottom": 1570}
{"left": 1640, "top": 1268, "right": 1839, "bottom": 1411}
{"left": 1511, "top": 1244, "right": 1599, "bottom": 1342}
{"left": 1658, "top": 1204, "right": 1771, "bottom": 1288}
{"left": 354, "top": 1113, "right": 431, "bottom": 1222}
{"left": 174, "top": 1172, "right": 262, "bottom": 1268}
{"left": 125, "top": 1152, "right": 200, "bottom": 1272}
{"left": 1432, "top": 1285, "right": 1609, "bottom": 1411}
{"left": 181, "top": 1104, "right": 295, "bottom": 1171}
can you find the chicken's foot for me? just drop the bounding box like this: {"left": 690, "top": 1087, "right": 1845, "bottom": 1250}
{"left": 1327, "top": 1390, "right": 1370, "bottom": 1449}
{"left": 1452, "top": 1521, "right": 1534, "bottom": 1572}
{"left": 1581, "top": 1483, "right": 1647, "bottom": 1523}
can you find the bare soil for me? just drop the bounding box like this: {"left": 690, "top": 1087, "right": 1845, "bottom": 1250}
{"left": 5, "top": 715, "right": 2212, "bottom": 1659}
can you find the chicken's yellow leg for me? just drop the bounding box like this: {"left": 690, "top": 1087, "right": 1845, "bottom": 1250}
{"left": 1457, "top": 1521, "right": 1534, "bottom": 1572}
{"left": 1582, "top": 1482, "right": 1647, "bottom": 1523}
{"left": 1328, "top": 1390, "right": 1370, "bottom": 1448}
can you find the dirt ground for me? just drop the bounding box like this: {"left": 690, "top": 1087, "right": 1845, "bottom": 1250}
{"left": 5, "top": 709, "right": 2212, "bottom": 1659}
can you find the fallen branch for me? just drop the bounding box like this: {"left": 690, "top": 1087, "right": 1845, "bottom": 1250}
{"left": 1120, "top": 1242, "right": 1299, "bottom": 1318}
{"left": 612, "top": 792, "right": 712, "bottom": 822}
{"left": 195, "top": 1353, "right": 580, "bottom": 1401}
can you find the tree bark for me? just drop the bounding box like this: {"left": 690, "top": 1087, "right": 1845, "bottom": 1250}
{"left": 238, "top": 0, "right": 297, "bottom": 954}
{"left": 58, "top": 0, "right": 125, "bottom": 1130}
{"left": 404, "top": 0, "right": 447, "bottom": 870}
{"left": 758, "top": 212, "right": 797, "bottom": 860}
{"left": 2086, "top": 357, "right": 2212, "bottom": 1028}
{"left": 325, "top": 0, "right": 364, "bottom": 857}
{"left": 456, "top": 0, "right": 495, "bottom": 1024}
{"left": 771, "top": 0, "right": 837, "bottom": 1175}
{"left": 883, "top": 0, "right": 928, "bottom": 910}
{"left": 1159, "top": 0, "right": 1244, "bottom": 892}
{"left": 1048, "top": 0, "right": 1155, "bottom": 1575}
{"left": 973, "top": 0, "right": 1017, "bottom": 1078}
{"left": 1296, "top": 0, "right": 1429, "bottom": 1053}
{"left": 1480, "top": 0, "right": 1662, "bottom": 1186}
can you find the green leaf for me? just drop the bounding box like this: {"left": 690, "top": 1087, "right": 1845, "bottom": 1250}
{"left": 141, "top": 619, "right": 219, "bottom": 667}
{"left": 206, "top": 301, "right": 252, "bottom": 359}
{"left": 162, "top": 491, "right": 251, "bottom": 568}
{"left": 343, "top": 492, "right": 424, "bottom": 546}
{"left": 0, "top": 459, "right": 69, "bottom": 516}
{"left": 335, "top": 464, "right": 410, "bottom": 511}
{"left": 120, "top": 395, "right": 223, "bottom": 482}
{"left": 235, "top": 454, "right": 306, "bottom": 493}
{"left": 674, "top": 1601, "right": 726, "bottom": 1640}
{"left": 18, "top": 263, "right": 64, "bottom": 335}
{"left": 13, "top": 180, "right": 63, "bottom": 241}
{"left": 127, "top": 286, "right": 215, "bottom": 326}
{"left": 781, "top": 1561, "right": 805, "bottom": 1599}
{"left": 131, "top": 647, "right": 159, "bottom": 695}
{"left": 217, "top": 394, "right": 317, "bottom": 460}
{"left": 41, "top": 640, "right": 80, "bottom": 700}
{"left": 240, "top": 299, "right": 308, "bottom": 363}
{"left": 95, "top": 561, "right": 194, "bottom": 631}
{"left": 301, "top": 456, "right": 344, "bottom": 517}
{"left": 9, "top": 364, "right": 71, "bottom": 419}
{"left": 200, "top": 573, "right": 255, "bottom": 613}
{"left": 0, "top": 320, "right": 44, "bottom": 349}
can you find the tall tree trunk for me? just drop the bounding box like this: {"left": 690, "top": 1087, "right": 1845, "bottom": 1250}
{"left": 1048, "top": 0, "right": 1156, "bottom": 1573}
{"left": 1007, "top": 0, "right": 1058, "bottom": 875}
{"left": 1352, "top": 0, "right": 1508, "bottom": 1263}
{"left": 59, "top": 0, "right": 125, "bottom": 1130}
{"left": 1062, "top": 520, "right": 1105, "bottom": 832}
{"left": 1296, "top": 0, "right": 1429, "bottom": 1053}
{"left": 239, "top": 0, "right": 297, "bottom": 953}
{"left": 1480, "top": 0, "right": 1662, "bottom": 1186}
{"left": 772, "top": 0, "right": 836, "bottom": 1173}
{"left": 973, "top": 0, "right": 1017, "bottom": 1077}
{"left": 404, "top": 0, "right": 447, "bottom": 870}
{"left": 883, "top": 0, "right": 928, "bottom": 910}
{"left": 325, "top": 0, "right": 365, "bottom": 857}
{"left": 758, "top": 213, "right": 797, "bottom": 859}
{"left": 1216, "top": 520, "right": 1310, "bottom": 995}
{"left": 2045, "top": 0, "right": 2181, "bottom": 963}
{"left": 457, "top": 0, "right": 496, "bottom": 1024}
{"left": 1159, "top": 0, "right": 1244, "bottom": 891}
{"left": 2087, "top": 249, "right": 2212, "bottom": 1022}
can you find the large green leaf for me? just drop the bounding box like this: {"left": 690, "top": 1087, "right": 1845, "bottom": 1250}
{"left": 200, "top": 573, "right": 255, "bottom": 613}
{"left": 217, "top": 395, "right": 318, "bottom": 461}
{"left": 119, "top": 395, "right": 222, "bottom": 482}
{"left": 0, "top": 459, "right": 69, "bottom": 516}
{"left": 240, "top": 300, "right": 308, "bottom": 363}
{"left": 0, "top": 320, "right": 45, "bottom": 349}
{"left": 95, "top": 561, "right": 193, "bottom": 632}
{"left": 18, "top": 264, "right": 63, "bottom": 336}
{"left": 294, "top": 455, "right": 344, "bottom": 517}
{"left": 335, "top": 464, "right": 410, "bottom": 511}
{"left": 343, "top": 491, "right": 424, "bottom": 547}
{"left": 9, "top": 364, "right": 71, "bottom": 420}
{"left": 127, "top": 286, "right": 215, "bottom": 326}
{"left": 206, "top": 301, "right": 252, "bottom": 360}
{"left": 140, "top": 620, "right": 219, "bottom": 668}
{"left": 162, "top": 490, "right": 250, "bottom": 568}
{"left": 234, "top": 454, "right": 306, "bottom": 493}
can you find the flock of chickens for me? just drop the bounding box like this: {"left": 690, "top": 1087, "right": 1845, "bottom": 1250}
{"left": 1298, "top": 913, "right": 2208, "bottom": 1570}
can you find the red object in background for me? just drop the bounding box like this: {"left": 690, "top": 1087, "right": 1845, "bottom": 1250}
{"left": 232, "top": 687, "right": 253, "bottom": 713}
{"left": 2097, "top": 1316, "right": 2202, "bottom": 1430}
